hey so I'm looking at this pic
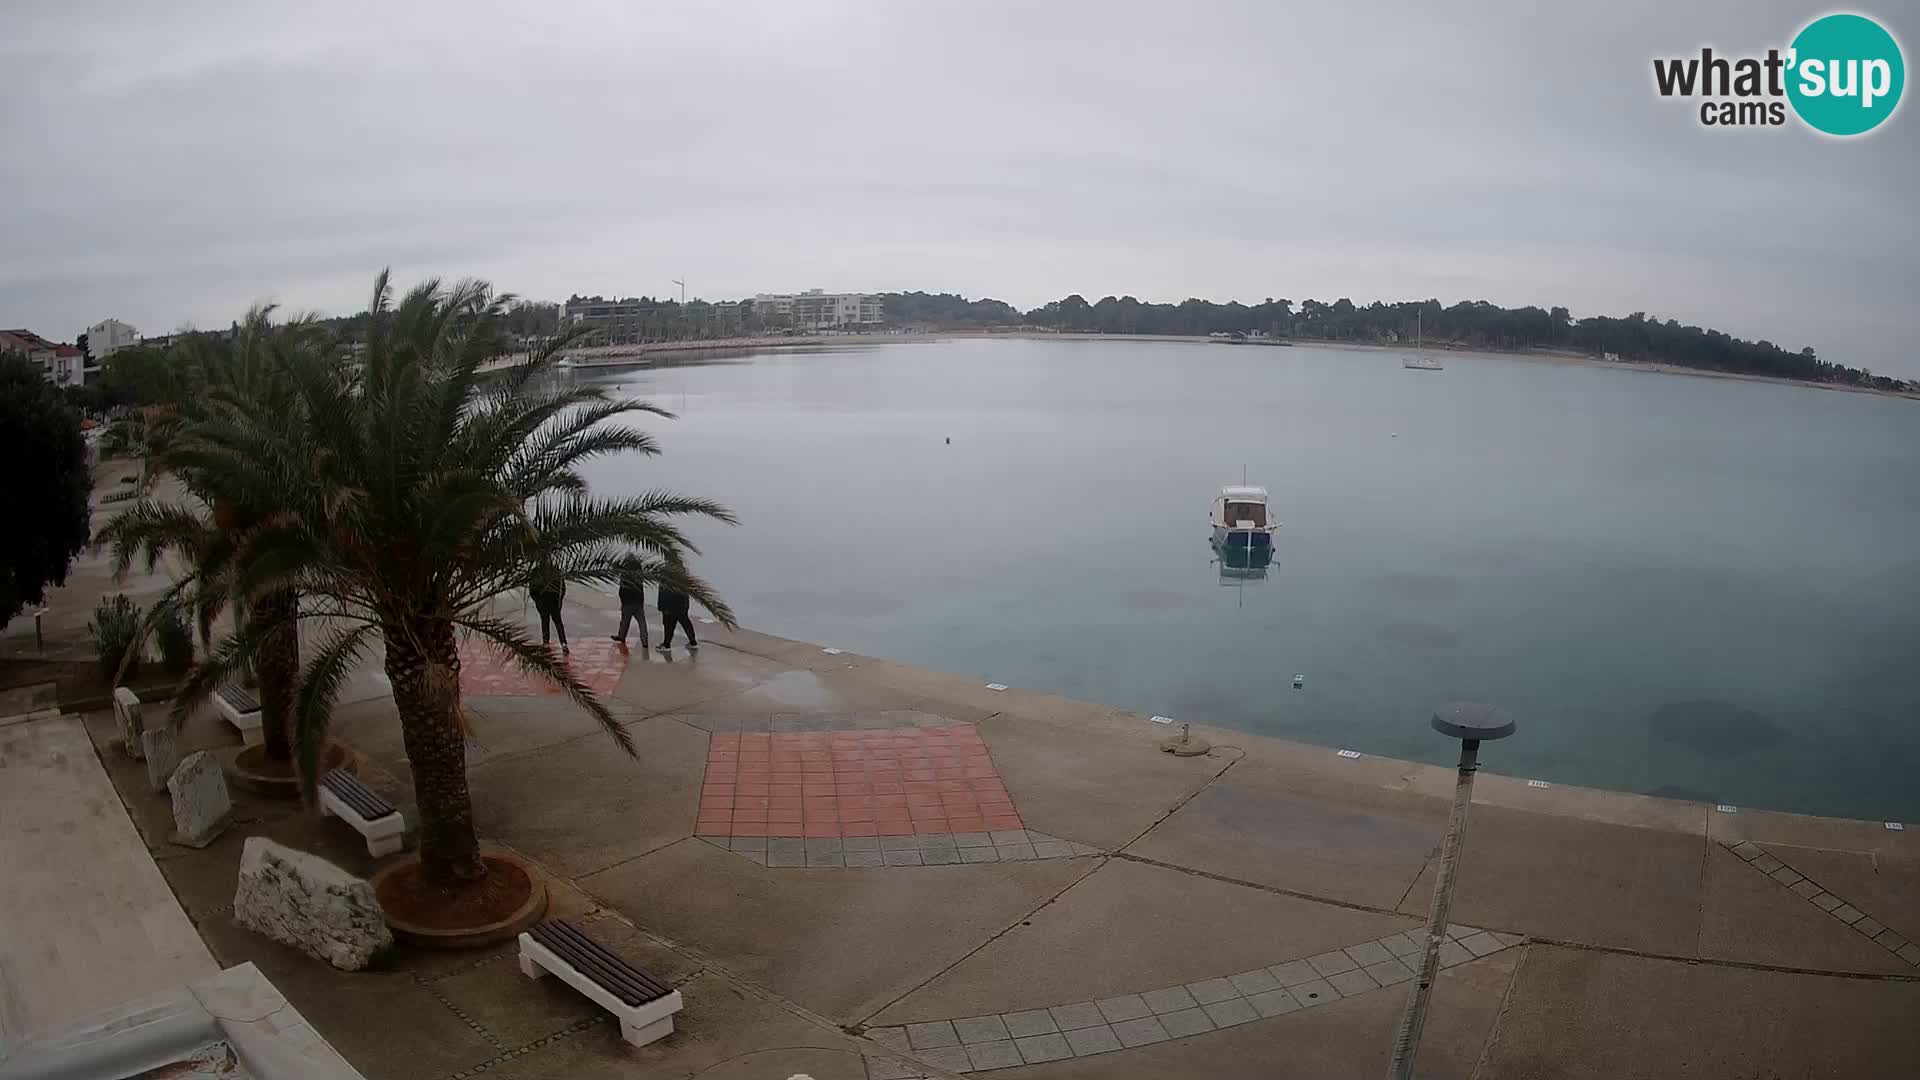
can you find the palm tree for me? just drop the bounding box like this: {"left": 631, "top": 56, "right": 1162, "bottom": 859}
{"left": 97, "top": 309, "right": 330, "bottom": 794}
{"left": 175, "top": 272, "right": 736, "bottom": 889}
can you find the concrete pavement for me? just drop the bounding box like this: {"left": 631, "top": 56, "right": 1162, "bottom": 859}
{"left": 20, "top": 567, "right": 1920, "bottom": 1078}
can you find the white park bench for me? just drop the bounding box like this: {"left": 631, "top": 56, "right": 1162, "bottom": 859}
{"left": 317, "top": 768, "right": 406, "bottom": 857}
{"left": 518, "top": 919, "right": 684, "bottom": 1047}
{"left": 213, "top": 684, "right": 264, "bottom": 747}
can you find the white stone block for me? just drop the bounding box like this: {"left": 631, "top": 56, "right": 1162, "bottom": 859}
{"left": 114, "top": 686, "right": 144, "bottom": 760}
{"left": 232, "top": 837, "right": 393, "bottom": 971}
{"left": 142, "top": 725, "right": 181, "bottom": 793}
{"left": 167, "top": 750, "right": 232, "bottom": 848}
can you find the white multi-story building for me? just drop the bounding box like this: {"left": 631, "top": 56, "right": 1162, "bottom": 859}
{"left": 87, "top": 317, "right": 138, "bottom": 358}
{"left": 751, "top": 290, "right": 884, "bottom": 330}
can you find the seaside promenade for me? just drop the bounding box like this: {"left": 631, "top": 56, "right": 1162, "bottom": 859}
{"left": 4, "top": 525, "right": 1918, "bottom": 1078}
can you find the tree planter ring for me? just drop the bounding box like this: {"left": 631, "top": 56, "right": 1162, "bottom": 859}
{"left": 371, "top": 848, "right": 548, "bottom": 950}
{"left": 228, "top": 741, "right": 354, "bottom": 798}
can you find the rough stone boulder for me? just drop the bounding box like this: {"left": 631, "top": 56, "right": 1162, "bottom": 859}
{"left": 232, "top": 837, "right": 393, "bottom": 970}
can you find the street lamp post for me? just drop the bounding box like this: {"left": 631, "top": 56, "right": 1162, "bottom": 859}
{"left": 1385, "top": 702, "right": 1515, "bottom": 1080}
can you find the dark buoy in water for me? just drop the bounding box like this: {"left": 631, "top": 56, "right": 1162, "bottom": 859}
{"left": 945, "top": 437, "right": 951, "bottom": 444}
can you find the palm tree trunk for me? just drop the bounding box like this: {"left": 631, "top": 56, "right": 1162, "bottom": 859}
{"left": 253, "top": 588, "right": 298, "bottom": 766}
{"left": 384, "top": 618, "right": 485, "bottom": 884}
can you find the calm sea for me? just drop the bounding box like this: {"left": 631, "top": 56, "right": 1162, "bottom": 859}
{"left": 578, "top": 338, "right": 1920, "bottom": 822}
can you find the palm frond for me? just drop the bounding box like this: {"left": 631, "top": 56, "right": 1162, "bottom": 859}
{"left": 455, "top": 615, "right": 634, "bottom": 757}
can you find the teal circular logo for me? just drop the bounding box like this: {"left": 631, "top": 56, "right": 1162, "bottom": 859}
{"left": 1787, "top": 13, "right": 1905, "bottom": 135}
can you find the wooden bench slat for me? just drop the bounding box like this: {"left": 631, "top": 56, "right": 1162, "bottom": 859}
{"left": 320, "top": 769, "right": 397, "bottom": 821}
{"left": 536, "top": 919, "right": 672, "bottom": 998}
{"left": 530, "top": 922, "right": 667, "bottom": 1005}
{"left": 529, "top": 920, "right": 671, "bottom": 1005}
{"left": 215, "top": 685, "right": 262, "bottom": 712}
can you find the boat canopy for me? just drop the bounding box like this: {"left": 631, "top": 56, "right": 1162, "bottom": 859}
{"left": 1219, "top": 485, "right": 1269, "bottom": 503}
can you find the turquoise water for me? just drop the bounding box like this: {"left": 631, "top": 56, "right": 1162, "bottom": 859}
{"left": 578, "top": 338, "right": 1920, "bottom": 822}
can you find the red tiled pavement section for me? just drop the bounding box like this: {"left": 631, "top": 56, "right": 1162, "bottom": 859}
{"left": 697, "top": 726, "right": 1024, "bottom": 839}
{"left": 457, "top": 638, "right": 628, "bottom": 697}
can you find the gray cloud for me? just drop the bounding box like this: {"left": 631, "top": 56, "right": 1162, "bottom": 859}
{"left": 2, "top": 0, "right": 1914, "bottom": 374}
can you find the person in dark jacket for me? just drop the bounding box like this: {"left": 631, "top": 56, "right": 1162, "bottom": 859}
{"left": 611, "top": 562, "right": 649, "bottom": 649}
{"left": 530, "top": 563, "right": 568, "bottom": 654}
{"left": 656, "top": 580, "right": 697, "bottom": 652}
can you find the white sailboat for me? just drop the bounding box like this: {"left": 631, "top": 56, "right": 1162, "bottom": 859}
{"left": 1403, "top": 311, "right": 1443, "bottom": 370}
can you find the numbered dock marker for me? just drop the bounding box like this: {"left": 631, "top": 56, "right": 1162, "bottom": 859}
{"left": 1149, "top": 715, "right": 1175, "bottom": 725}
{"left": 985, "top": 683, "right": 1008, "bottom": 691}
{"left": 1337, "top": 749, "right": 1362, "bottom": 759}
{"left": 821, "top": 648, "right": 844, "bottom": 655}
{"left": 1716, "top": 804, "right": 1738, "bottom": 814}
{"left": 1887, "top": 822, "right": 1906, "bottom": 831}
{"left": 1527, "top": 779, "right": 1551, "bottom": 789}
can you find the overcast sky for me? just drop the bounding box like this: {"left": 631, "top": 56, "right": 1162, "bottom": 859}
{"left": 3, "top": 1, "right": 1915, "bottom": 375}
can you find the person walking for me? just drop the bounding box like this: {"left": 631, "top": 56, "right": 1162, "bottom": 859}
{"left": 656, "top": 579, "right": 697, "bottom": 652}
{"left": 530, "top": 562, "right": 569, "bottom": 654}
{"left": 611, "top": 561, "right": 649, "bottom": 650}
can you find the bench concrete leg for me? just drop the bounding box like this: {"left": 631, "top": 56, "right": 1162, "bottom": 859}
{"left": 519, "top": 951, "right": 547, "bottom": 981}
{"left": 368, "top": 834, "right": 403, "bottom": 858}
{"left": 621, "top": 1015, "right": 674, "bottom": 1048}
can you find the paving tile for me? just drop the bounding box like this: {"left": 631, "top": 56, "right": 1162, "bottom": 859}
{"left": 1095, "top": 994, "right": 1151, "bottom": 1023}
{"left": 1201, "top": 998, "right": 1259, "bottom": 1028}
{"left": 990, "top": 830, "right": 1030, "bottom": 845}
{"left": 1186, "top": 976, "right": 1239, "bottom": 1005}
{"left": 868, "top": 1027, "right": 910, "bottom": 1052}
{"left": 1032, "top": 840, "right": 1075, "bottom": 859}
{"left": 954, "top": 1015, "right": 1011, "bottom": 1044}
{"left": 1344, "top": 940, "right": 1394, "bottom": 967}
{"left": 1446, "top": 924, "right": 1482, "bottom": 941}
{"left": 996, "top": 843, "right": 1038, "bottom": 861}
{"left": 953, "top": 832, "right": 994, "bottom": 848}
{"left": 1248, "top": 987, "right": 1302, "bottom": 1017}
{"left": 1289, "top": 978, "right": 1340, "bottom": 1007}
{"left": 1064, "top": 1025, "right": 1122, "bottom": 1056}
{"left": 1110, "top": 1015, "right": 1171, "bottom": 1048}
{"left": 805, "top": 851, "right": 843, "bottom": 867}
{"left": 1049, "top": 1003, "right": 1106, "bottom": 1031}
{"left": 736, "top": 851, "right": 768, "bottom": 865}
{"left": 806, "top": 837, "right": 844, "bottom": 854}
{"left": 1872, "top": 929, "right": 1909, "bottom": 952}
{"left": 844, "top": 850, "right": 885, "bottom": 868}
{"left": 1365, "top": 958, "right": 1416, "bottom": 985}
{"left": 1383, "top": 932, "right": 1423, "bottom": 958}
{"left": 961, "top": 847, "right": 1000, "bottom": 863}
{"left": 1459, "top": 931, "right": 1504, "bottom": 958}
{"left": 1141, "top": 985, "right": 1199, "bottom": 1015}
{"left": 1015, "top": 1033, "right": 1073, "bottom": 1064}
{"left": 1157, "top": 1006, "right": 1216, "bottom": 1038}
{"left": 881, "top": 834, "right": 922, "bottom": 851}
{"left": 1267, "top": 959, "right": 1320, "bottom": 987}
{"left": 1438, "top": 940, "right": 1473, "bottom": 966}
{"left": 728, "top": 837, "right": 767, "bottom": 854}
{"left": 1898, "top": 943, "right": 1920, "bottom": 966}
{"left": 1490, "top": 931, "right": 1526, "bottom": 949}
{"left": 1327, "top": 968, "right": 1381, "bottom": 996}
{"left": 1768, "top": 866, "right": 1805, "bottom": 887}
{"left": 1832, "top": 904, "right": 1865, "bottom": 924}
{"left": 921, "top": 848, "right": 961, "bottom": 865}
{"left": 844, "top": 836, "right": 880, "bottom": 852}
{"left": 1227, "top": 968, "right": 1281, "bottom": 995}
{"left": 865, "top": 1054, "right": 923, "bottom": 1080}
{"left": 907, "top": 1020, "right": 959, "bottom": 1049}
{"left": 917, "top": 833, "right": 959, "bottom": 849}
{"left": 1788, "top": 879, "right": 1822, "bottom": 899}
{"left": 1806, "top": 890, "right": 1840, "bottom": 910}
{"left": 1730, "top": 840, "right": 1763, "bottom": 859}
{"left": 1307, "top": 949, "right": 1359, "bottom": 977}
{"left": 766, "top": 847, "right": 806, "bottom": 868}
{"left": 966, "top": 1040, "right": 1023, "bottom": 1071}
{"left": 1751, "top": 855, "right": 1784, "bottom": 874}
{"left": 884, "top": 849, "right": 925, "bottom": 866}
{"left": 1854, "top": 917, "right": 1886, "bottom": 938}
{"left": 919, "top": 1044, "right": 975, "bottom": 1073}
{"left": 1001, "top": 1009, "right": 1059, "bottom": 1038}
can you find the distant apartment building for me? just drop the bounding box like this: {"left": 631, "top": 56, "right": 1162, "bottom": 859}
{"left": 752, "top": 290, "right": 883, "bottom": 330}
{"left": 0, "top": 328, "right": 91, "bottom": 386}
{"left": 559, "top": 297, "right": 657, "bottom": 346}
{"left": 87, "top": 317, "right": 138, "bottom": 358}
